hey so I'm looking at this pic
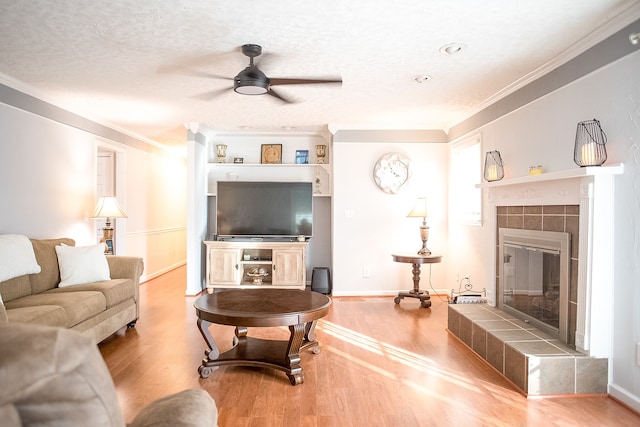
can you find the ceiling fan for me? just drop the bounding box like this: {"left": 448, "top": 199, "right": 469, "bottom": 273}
{"left": 196, "top": 44, "right": 342, "bottom": 103}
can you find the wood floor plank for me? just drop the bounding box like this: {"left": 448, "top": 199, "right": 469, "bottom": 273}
{"left": 100, "top": 266, "right": 640, "bottom": 426}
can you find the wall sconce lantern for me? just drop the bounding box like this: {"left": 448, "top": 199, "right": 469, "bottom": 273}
{"left": 574, "top": 119, "right": 607, "bottom": 167}
{"left": 483, "top": 150, "right": 504, "bottom": 182}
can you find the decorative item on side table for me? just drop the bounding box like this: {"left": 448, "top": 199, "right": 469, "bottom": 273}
{"left": 315, "top": 145, "right": 327, "bottom": 164}
{"left": 295, "top": 150, "right": 309, "bottom": 164}
{"left": 216, "top": 144, "right": 227, "bottom": 163}
{"left": 91, "top": 196, "right": 127, "bottom": 255}
{"left": 574, "top": 119, "right": 607, "bottom": 167}
{"left": 483, "top": 150, "right": 504, "bottom": 182}
{"left": 261, "top": 144, "right": 282, "bottom": 164}
{"left": 407, "top": 197, "right": 431, "bottom": 255}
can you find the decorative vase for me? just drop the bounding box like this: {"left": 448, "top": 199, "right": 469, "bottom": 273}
{"left": 216, "top": 144, "right": 227, "bottom": 163}
{"left": 315, "top": 145, "right": 327, "bottom": 164}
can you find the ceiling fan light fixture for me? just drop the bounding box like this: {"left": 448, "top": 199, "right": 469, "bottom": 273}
{"left": 234, "top": 80, "right": 269, "bottom": 95}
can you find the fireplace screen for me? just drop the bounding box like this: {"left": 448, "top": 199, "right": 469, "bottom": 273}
{"left": 499, "top": 228, "right": 570, "bottom": 342}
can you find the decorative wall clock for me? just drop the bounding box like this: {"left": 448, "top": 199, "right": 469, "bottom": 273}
{"left": 373, "top": 152, "right": 410, "bottom": 194}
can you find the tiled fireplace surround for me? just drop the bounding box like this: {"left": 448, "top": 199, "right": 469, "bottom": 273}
{"left": 448, "top": 204, "right": 609, "bottom": 395}
{"left": 447, "top": 167, "right": 621, "bottom": 396}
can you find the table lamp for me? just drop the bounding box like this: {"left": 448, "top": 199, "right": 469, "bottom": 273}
{"left": 407, "top": 197, "right": 431, "bottom": 255}
{"left": 91, "top": 196, "right": 127, "bottom": 254}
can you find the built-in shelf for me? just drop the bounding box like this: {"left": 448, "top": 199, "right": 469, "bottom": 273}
{"left": 476, "top": 163, "right": 624, "bottom": 188}
{"left": 209, "top": 163, "right": 329, "bottom": 167}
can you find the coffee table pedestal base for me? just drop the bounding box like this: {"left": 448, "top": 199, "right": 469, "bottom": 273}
{"left": 197, "top": 320, "right": 320, "bottom": 385}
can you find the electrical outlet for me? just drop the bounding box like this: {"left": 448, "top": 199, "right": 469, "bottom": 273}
{"left": 362, "top": 266, "right": 371, "bottom": 278}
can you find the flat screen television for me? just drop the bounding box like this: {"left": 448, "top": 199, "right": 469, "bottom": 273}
{"left": 216, "top": 181, "right": 313, "bottom": 240}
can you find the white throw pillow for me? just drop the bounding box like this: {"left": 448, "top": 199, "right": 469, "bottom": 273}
{"left": 0, "top": 234, "right": 41, "bottom": 282}
{"left": 55, "top": 244, "right": 111, "bottom": 287}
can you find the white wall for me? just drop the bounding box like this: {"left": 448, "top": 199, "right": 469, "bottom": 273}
{"left": 0, "top": 101, "right": 188, "bottom": 284}
{"left": 447, "top": 51, "right": 640, "bottom": 410}
{"left": 332, "top": 140, "right": 449, "bottom": 296}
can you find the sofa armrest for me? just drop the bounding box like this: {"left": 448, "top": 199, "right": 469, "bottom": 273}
{"left": 128, "top": 389, "right": 218, "bottom": 427}
{"left": 106, "top": 256, "right": 144, "bottom": 319}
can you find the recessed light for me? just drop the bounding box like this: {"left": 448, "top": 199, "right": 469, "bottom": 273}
{"left": 413, "top": 75, "right": 431, "bottom": 83}
{"left": 439, "top": 43, "right": 466, "bottom": 55}
{"left": 630, "top": 32, "right": 640, "bottom": 45}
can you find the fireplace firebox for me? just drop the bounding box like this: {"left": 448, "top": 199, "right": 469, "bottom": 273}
{"left": 498, "top": 228, "right": 571, "bottom": 343}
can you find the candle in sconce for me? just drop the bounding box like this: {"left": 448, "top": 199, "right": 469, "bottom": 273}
{"left": 581, "top": 142, "right": 597, "bottom": 166}
{"left": 487, "top": 165, "right": 498, "bottom": 181}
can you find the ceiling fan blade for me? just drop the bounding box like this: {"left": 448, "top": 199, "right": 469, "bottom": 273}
{"left": 269, "top": 77, "right": 342, "bottom": 86}
{"left": 157, "top": 65, "right": 233, "bottom": 81}
{"left": 267, "top": 88, "right": 294, "bottom": 104}
{"left": 192, "top": 87, "right": 232, "bottom": 101}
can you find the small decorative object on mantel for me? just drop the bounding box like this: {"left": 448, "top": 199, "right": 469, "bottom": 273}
{"left": 529, "top": 165, "right": 543, "bottom": 175}
{"left": 233, "top": 157, "right": 244, "bottom": 164}
{"left": 316, "top": 144, "right": 327, "bottom": 164}
{"left": 261, "top": 144, "right": 282, "bottom": 164}
{"left": 216, "top": 144, "right": 227, "bottom": 163}
{"left": 483, "top": 150, "right": 504, "bottom": 182}
{"left": 574, "top": 119, "right": 607, "bottom": 167}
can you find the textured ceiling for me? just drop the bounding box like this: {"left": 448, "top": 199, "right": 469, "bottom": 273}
{"left": 0, "top": 1, "right": 639, "bottom": 148}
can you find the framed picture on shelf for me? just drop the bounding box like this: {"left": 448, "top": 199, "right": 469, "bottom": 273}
{"left": 233, "top": 157, "right": 244, "bottom": 164}
{"left": 261, "top": 144, "right": 282, "bottom": 164}
{"left": 295, "top": 150, "right": 309, "bottom": 164}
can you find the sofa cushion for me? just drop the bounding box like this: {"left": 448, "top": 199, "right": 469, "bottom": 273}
{"left": 6, "top": 291, "right": 106, "bottom": 328}
{"left": 129, "top": 389, "right": 218, "bottom": 427}
{"left": 0, "top": 275, "right": 31, "bottom": 303}
{"left": 0, "top": 293, "right": 7, "bottom": 323}
{"left": 55, "top": 243, "right": 111, "bottom": 287}
{"left": 29, "top": 238, "right": 75, "bottom": 294}
{"left": 0, "top": 323, "right": 125, "bottom": 426}
{"left": 46, "top": 278, "right": 135, "bottom": 309}
{"left": 5, "top": 305, "right": 68, "bottom": 327}
{"left": 0, "top": 234, "right": 41, "bottom": 282}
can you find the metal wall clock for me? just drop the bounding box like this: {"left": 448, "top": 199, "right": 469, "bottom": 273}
{"left": 373, "top": 152, "right": 410, "bottom": 194}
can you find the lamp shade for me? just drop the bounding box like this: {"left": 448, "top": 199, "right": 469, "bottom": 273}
{"left": 91, "top": 197, "right": 128, "bottom": 219}
{"left": 407, "top": 197, "right": 428, "bottom": 218}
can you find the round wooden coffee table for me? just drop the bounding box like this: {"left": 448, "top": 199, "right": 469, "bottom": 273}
{"left": 194, "top": 289, "right": 332, "bottom": 385}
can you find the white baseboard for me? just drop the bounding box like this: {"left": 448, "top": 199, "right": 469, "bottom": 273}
{"left": 140, "top": 260, "right": 186, "bottom": 284}
{"left": 608, "top": 383, "right": 640, "bottom": 414}
{"left": 332, "top": 289, "right": 451, "bottom": 297}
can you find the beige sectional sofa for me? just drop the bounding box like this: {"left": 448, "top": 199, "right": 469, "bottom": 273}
{"left": 0, "top": 322, "right": 218, "bottom": 426}
{"left": 0, "top": 238, "right": 144, "bottom": 344}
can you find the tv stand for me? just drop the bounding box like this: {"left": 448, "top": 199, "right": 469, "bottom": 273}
{"left": 204, "top": 240, "right": 308, "bottom": 293}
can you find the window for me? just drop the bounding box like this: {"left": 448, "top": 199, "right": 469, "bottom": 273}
{"left": 450, "top": 135, "right": 481, "bottom": 224}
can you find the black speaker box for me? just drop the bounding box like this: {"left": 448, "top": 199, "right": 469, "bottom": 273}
{"left": 311, "top": 267, "right": 332, "bottom": 295}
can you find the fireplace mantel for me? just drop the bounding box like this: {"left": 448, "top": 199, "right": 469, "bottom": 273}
{"left": 482, "top": 163, "right": 624, "bottom": 359}
{"left": 476, "top": 163, "right": 624, "bottom": 188}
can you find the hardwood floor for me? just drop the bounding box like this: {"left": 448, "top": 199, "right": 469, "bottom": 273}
{"left": 99, "top": 266, "right": 640, "bottom": 426}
